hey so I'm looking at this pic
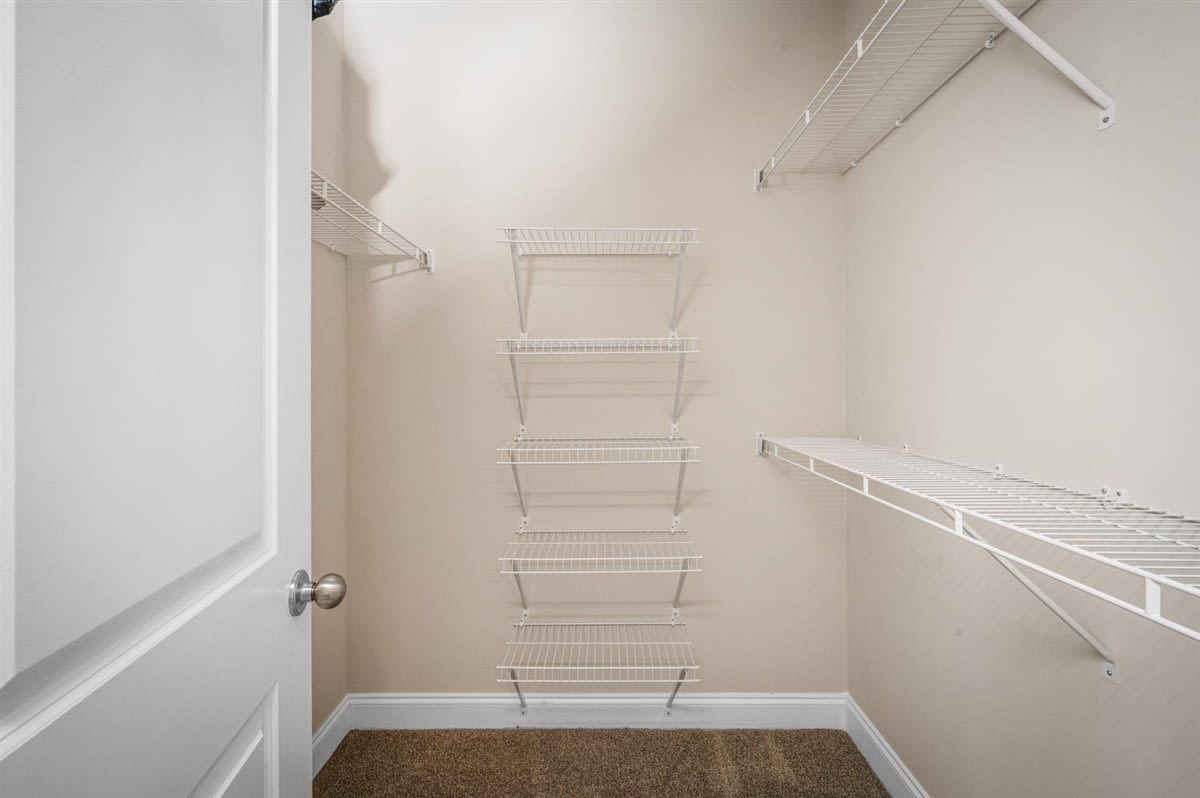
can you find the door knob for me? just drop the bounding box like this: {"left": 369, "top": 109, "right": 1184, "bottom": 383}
{"left": 288, "top": 569, "right": 347, "bottom": 616}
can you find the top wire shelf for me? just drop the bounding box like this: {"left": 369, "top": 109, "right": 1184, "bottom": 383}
{"left": 755, "top": 0, "right": 1037, "bottom": 185}
{"left": 499, "top": 227, "right": 698, "bottom": 257}
{"left": 311, "top": 171, "right": 432, "bottom": 267}
{"left": 759, "top": 436, "right": 1200, "bottom": 642}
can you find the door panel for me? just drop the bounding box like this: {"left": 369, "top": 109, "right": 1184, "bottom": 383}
{"left": 189, "top": 688, "right": 276, "bottom": 798}
{"left": 13, "top": 0, "right": 269, "bottom": 674}
{"left": 0, "top": 1, "right": 311, "bottom": 795}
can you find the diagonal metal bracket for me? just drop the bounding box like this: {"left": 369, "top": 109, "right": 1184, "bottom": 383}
{"left": 976, "top": 0, "right": 1115, "bottom": 130}
{"left": 938, "top": 505, "right": 1119, "bottom": 683}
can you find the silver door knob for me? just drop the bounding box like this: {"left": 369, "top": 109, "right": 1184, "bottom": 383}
{"left": 288, "top": 569, "right": 347, "bottom": 616}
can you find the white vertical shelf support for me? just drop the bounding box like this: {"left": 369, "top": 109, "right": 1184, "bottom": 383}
{"left": 975, "top": 0, "right": 1115, "bottom": 130}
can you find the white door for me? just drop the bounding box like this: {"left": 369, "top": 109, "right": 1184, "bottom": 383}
{"left": 0, "top": 1, "right": 313, "bottom": 796}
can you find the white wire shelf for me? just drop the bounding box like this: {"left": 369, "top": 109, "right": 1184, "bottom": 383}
{"left": 501, "top": 227, "right": 698, "bottom": 337}
{"left": 501, "top": 530, "right": 702, "bottom": 575}
{"left": 499, "top": 338, "right": 698, "bottom": 435}
{"left": 498, "top": 621, "right": 699, "bottom": 684}
{"left": 755, "top": 0, "right": 1037, "bottom": 184}
{"left": 498, "top": 337, "right": 699, "bottom": 356}
{"left": 310, "top": 171, "right": 432, "bottom": 268}
{"left": 758, "top": 436, "right": 1200, "bottom": 643}
{"left": 498, "top": 436, "right": 699, "bottom": 466}
{"left": 500, "top": 437, "right": 696, "bottom": 526}
{"left": 499, "top": 227, "right": 697, "bottom": 257}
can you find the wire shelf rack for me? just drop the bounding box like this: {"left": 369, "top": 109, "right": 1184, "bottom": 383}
{"left": 310, "top": 171, "right": 431, "bottom": 267}
{"left": 499, "top": 227, "right": 698, "bottom": 257}
{"left": 498, "top": 337, "right": 699, "bottom": 356}
{"left": 755, "top": 0, "right": 1037, "bottom": 184}
{"left": 501, "top": 530, "right": 701, "bottom": 575}
{"left": 498, "top": 621, "right": 699, "bottom": 684}
{"left": 498, "top": 437, "right": 699, "bottom": 466}
{"left": 759, "top": 436, "right": 1200, "bottom": 643}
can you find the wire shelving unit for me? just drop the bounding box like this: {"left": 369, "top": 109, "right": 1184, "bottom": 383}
{"left": 498, "top": 621, "right": 700, "bottom": 709}
{"left": 499, "top": 337, "right": 699, "bottom": 437}
{"left": 310, "top": 171, "right": 432, "bottom": 269}
{"left": 494, "top": 226, "right": 703, "bottom": 711}
{"left": 753, "top": 0, "right": 1116, "bottom": 188}
{"left": 501, "top": 530, "right": 701, "bottom": 618}
{"left": 499, "top": 227, "right": 697, "bottom": 337}
{"left": 757, "top": 436, "right": 1200, "bottom": 653}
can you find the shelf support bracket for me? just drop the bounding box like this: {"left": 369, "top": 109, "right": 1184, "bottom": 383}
{"left": 511, "top": 560, "right": 528, "bottom": 613}
{"left": 938, "top": 505, "right": 1119, "bottom": 683}
{"left": 508, "top": 240, "right": 529, "bottom": 337}
{"left": 670, "top": 351, "right": 687, "bottom": 435}
{"left": 510, "top": 670, "right": 527, "bottom": 714}
{"left": 508, "top": 455, "right": 528, "bottom": 526}
{"left": 665, "top": 668, "right": 687, "bottom": 711}
{"left": 671, "top": 570, "right": 688, "bottom": 616}
{"left": 669, "top": 245, "right": 688, "bottom": 337}
{"left": 672, "top": 461, "right": 688, "bottom": 527}
{"left": 976, "top": 0, "right": 1115, "bottom": 129}
{"left": 507, "top": 354, "right": 527, "bottom": 435}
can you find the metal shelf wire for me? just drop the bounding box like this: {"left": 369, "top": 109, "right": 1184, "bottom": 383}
{"left": 758, "top": 436, "right": 1200, "bottom": 643}
{"left": 498, "top": 337, "right": 699, "bottom": 356}
{"left": 499, "top": 227, "right": 698, "bottom": 257}
{"left": 499, "top": 338, "right": 699, "bottom": 435}
{"left": 500, "top": 227, "right": 697, "bottom": 337}
{"left": 498, "top": 436, "right": 699, "bottom": 466}
{"left": 755, "top": 0, "right": 1037, "bottom": 184}
{"left": 500, "top": 437, "right": 697, "bottom": 529}
{"left": 498, "top": 621, "right": 699, "bottom": 684}
{"left": 310, "top": 171, "right": 431, "bottom": 267}
{"left": 501, "top": 530, "right": 701, "bottom": 575}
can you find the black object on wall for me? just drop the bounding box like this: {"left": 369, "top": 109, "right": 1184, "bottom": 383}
{"left": 313, "top": 0, "right": 340, "bottom": 21}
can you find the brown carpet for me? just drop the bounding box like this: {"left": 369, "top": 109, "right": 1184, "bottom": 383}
{"left": 314, "top": 728, "right": 889, "bottom": 798}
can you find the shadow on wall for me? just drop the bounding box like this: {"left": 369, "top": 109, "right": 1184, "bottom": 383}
{"left": 339, "top": 33, "right": 388, "bottom": 208}
{"left": 313, "top": 4, "right": 390, "bottom": 225}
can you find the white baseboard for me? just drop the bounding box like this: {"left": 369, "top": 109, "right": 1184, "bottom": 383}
{"left": 311, "top": 694, "right": 352, "bottom": 780}
{"left": 846, "top": 695, "right": 929, "bottom": 798}
{"left": 312, "top": 691, "right": 926, "bottom": 798}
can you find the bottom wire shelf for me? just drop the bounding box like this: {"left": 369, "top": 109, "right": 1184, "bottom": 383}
{"left": 497, "top": 621, "right": 699, "bottom": 684}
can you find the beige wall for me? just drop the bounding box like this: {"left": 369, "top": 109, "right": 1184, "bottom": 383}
{"left": 842, "top": 1, "right": 1200, "bottom": 796}
{"left": 339, "top": 1, "right": 850, "bottom": 693}
{"left": 311, "top": 8, "right": 349, "bottom": 733}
